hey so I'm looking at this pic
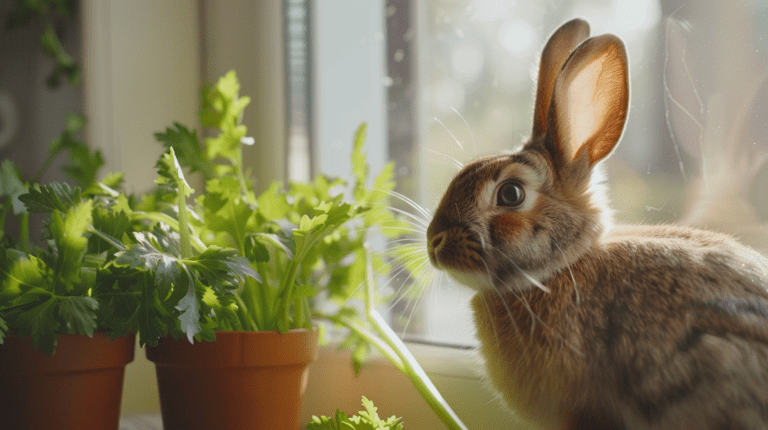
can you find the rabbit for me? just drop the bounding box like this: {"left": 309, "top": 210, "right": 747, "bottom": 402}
{"left": 426, "top": 18, "right": 768, "bottom": 430}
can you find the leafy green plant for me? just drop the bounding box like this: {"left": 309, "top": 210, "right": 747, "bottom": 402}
{"left": 0, "top": 70, "right": 406, "bottom": 353}
{"left": 0, "top": 181, "right": 128, "bottom": 354}
{"left": 154, "top": 71, "right": 407, "bottom": 339}
{"left": 0, "top": 111, "right": 123, "bottom": 355}
{"left": 307, "top": 397, "right": 404, "bottom": 430}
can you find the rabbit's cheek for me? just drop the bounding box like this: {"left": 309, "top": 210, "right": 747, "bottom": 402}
{"left": 491, "top": 212, "right": 530, "bottom": 244}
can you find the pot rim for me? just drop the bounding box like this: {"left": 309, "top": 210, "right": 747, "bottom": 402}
{"left": 146, "top": 327, "right": 320, "bottom": 368}
{"left": 0, "top": 333, "right": 136, "bottom": 375}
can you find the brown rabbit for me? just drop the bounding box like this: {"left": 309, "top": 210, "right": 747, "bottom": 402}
{"left": 426, "top": 19, "right": 768, "bottom": 430}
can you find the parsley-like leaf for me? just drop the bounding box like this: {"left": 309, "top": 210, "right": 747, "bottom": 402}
{"left": 58, "top": 296, "right": 98, "bottom": 337}
{"left": 19, "top": 182, "right": 82, "bottom": 213}
{"left": 307, "top": 397, "right": 404, "bottom": 430}
{"left": 155, "top": 123, "right": 215, "bottom": 180}
{"left": 49, "top": 200, "right": 93, "bottom": 289}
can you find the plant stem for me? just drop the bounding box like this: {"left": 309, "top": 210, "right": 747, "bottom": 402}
{"left": 233, "top": 293, "right": 258, "bottom": 331}
{"left": 275, "top": 244, "right": 310, "bottom": 332}
{"left": 19, "top": 212, "right": 30, "bottom": 254}
{"left": 130, "top": 211, "right": 206, "bottom": 253}
{"left": 177, "top": 193, "right": 192, "bottom": 260}
{"left": 31, "top": 148, "right": 63, "bottom": 184}
{"left": 362, "top": 250, "right": 467, "bottom": 430}
{"left": 313, "top": 310, "right": 403, "bottom": 371}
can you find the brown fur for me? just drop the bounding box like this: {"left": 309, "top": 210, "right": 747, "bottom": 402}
{"left": 427, "top": 19, "right": 768, "bottom": 430}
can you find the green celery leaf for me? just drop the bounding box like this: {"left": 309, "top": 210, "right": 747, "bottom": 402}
{"left": 19, "top": 182, "right": 82, "bottom": 213}
{"left": 306, "top": 397, "right": 403, "bottom": 430}
{"left": 100, "top": 172, "right": 125, "bottom": 190}
{"left": 188, "top": 245, "right": 259, "bottom": 288}
{"left": 200, "top": 283, "right": 240, "bottom": 330}
{"left": 203, "top": 191, "right": 255, "bottom": 249}
{"left": 49, "top": 200, "right": 93, "bottom": 288}
{"left": 90, "top": 204, "right": 131, "bottom": 254}
{"left": 306, "top": 412, "right": 347, "bottom": 430}
{"left": 58, "top": 296, "right": 98, "bottom": 336}
{"left": 155, "top": 123, "right": 215, "bottom": 180}
{"left": 10, "top": 295, "right": 59, "bottom": 355}
{"left": 351, "top": 123, "right": 369, "bottom": 191}
{"left": 136, "top": 280, "right": 172, "bottom": 347}
{"left": 368, "top": 162, "right": 396, "bottom": 205}
{"left": 176, "top": 270, "right": 201, "bottom": 342}
{"left": 155, "top": 147, "right": 194, "bottom": 198}
{"left": 257, "top": 182, "right": 291, "bottom": 220}
{"left": 200, "top": 71, "right": 251, "bottom": 130}
{"left": 114, "top": 232, "right": 182, "bottom": 299}
{"left": 244, "top": 234, "right": 269, "bottom": 263}
{"left": 255, "top": 233, "right": 294, "bottom": 259}
{"left": 0, "top": 252, "right": 54, "bottom": 306}
{"left": 0, "top": 160, "right": 27, "bottom": 215}
{"left": 204, "top": 126, "right": 247, "bottom": 166}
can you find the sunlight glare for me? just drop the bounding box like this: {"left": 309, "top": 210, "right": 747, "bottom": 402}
{"left": 500, "top": 18, "right": 535, "bottom": 55}
{"left": 452, "top": 43, "right": 485, "bottom": 83}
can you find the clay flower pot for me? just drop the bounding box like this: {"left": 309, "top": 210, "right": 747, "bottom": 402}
{"left": 0, "top": 333, "right": 136, "bottom": 430}
{"left": 146, "top": 328, "right": 319, "bottom": 430}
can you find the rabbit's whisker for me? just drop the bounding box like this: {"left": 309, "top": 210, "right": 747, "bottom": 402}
{"left": 478, "top": 256, "right": 523, "bottom": 338}
{"left": 434, "top": 117, "right": 468, "bottom": 159}
{"left": 373, "top": 188, "right": 433, "bottom": 220}
{"left": 451, "top": 106, "right": 477, "bottom": 159}
{"left": 552, "top": 241, "right": 579, "bottom": 305}
{"left": 504, "top": 257, "right": 551, "bottom": 294}
{"left": 399, "top": 268, "right": 433, "bottom": 338}
{"left": 385, "top": 205, "right": 431, "bottom": 228}
{"left": 384, "top": 256, "right": 433, "bottom": 314}
{"left": 426, "top": 148, "right": 464, "bottom": 171}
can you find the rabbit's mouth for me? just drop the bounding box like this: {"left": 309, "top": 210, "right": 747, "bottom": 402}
{"left": 428, "top": 227, "right": 480, "bottom": 263}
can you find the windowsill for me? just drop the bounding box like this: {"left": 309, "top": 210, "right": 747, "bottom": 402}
{"left": 301, "top": 340, "right": 533, "bottom": 429}
{"left": 119, "top": 337, "right": 532, "bottom": 429}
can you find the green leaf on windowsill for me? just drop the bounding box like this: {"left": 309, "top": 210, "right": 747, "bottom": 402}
{"left": 307, "top": 396, "right": 404, "bottom": 430}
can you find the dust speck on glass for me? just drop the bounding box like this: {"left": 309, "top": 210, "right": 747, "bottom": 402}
{"left": 297, "top": 0, "right": 768, "bottom": 347}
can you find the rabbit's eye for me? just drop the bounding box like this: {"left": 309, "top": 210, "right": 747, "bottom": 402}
{"left": 496, "top": 182, "right": 525, "bottom": 207}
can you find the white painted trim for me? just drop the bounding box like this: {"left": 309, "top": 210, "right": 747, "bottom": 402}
{"left": 81, "top": 0, "right": 201, "bottom": 194}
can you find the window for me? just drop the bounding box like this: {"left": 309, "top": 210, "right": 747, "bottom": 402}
{"left": 308, "top": 0, "right": 768, "bottom": 348}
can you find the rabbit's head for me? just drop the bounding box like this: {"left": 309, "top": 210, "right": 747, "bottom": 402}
{"left": 426, "top": 19, "right": 629, "bottom": 292}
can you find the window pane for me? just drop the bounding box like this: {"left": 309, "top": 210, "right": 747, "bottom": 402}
{"left": 311, "top": 0, "right": 768, "bottom": 347}
{"left": 403, "top": 0, "right": 768, "bottom": 346}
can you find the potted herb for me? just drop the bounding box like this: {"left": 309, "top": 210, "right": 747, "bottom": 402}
{"left": 0, "top": 2, "right": 141, "bottom": 426}
{"left": 0, "top": 114, "right": 136, "bottom": 430}
{"left": 119, "top": 71, "right": 407, "bottom": 430}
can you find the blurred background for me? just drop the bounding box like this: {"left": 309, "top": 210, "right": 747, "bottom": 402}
{"left": 2, "top": 0, "right": 768, "bottom": 427}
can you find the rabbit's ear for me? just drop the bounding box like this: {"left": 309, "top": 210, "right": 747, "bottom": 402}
{"left": 548, "top": 34, "right": 629, "bottom": 166}
{"left": 532, "top": 19, "right": 591, "bottom": 138}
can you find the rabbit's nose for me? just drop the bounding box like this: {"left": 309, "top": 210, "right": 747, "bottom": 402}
{"left": 428, "top": 231, "right": 446, "bottom": 267}
{"left": 430, "top": 232, "right": 445, "bottom": 250}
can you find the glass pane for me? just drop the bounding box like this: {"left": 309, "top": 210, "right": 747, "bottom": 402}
{"left": 402, "top": 0, "right": 768, "bottom": 346}
{"left": 310, "top": 0, "right": 768, "bottom": 347}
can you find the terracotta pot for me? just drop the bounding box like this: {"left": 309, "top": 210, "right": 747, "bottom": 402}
{"left": 146, "top": 329, "right": 319, "bottom": 430}
{"left": 0, "top": 333, "right": 136, "bottom": 430}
